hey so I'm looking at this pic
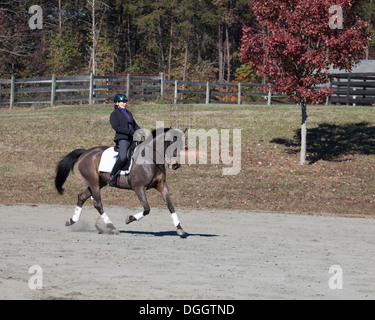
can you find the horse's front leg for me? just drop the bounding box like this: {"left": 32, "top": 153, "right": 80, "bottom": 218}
{"left": 126, "top": 186, "right": 150, "bottom": 224}
{"left": 157, "top": 182, "right": 185, "bottom": 236}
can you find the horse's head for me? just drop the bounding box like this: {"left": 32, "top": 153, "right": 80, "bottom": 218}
{"left": 164, "top": 128, "right": 186, "bottom": 170}
{"left": 140, "top": 127, "right": 186, "bottom": 170}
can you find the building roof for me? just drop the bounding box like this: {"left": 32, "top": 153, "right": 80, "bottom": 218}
{"left": 329, "top": 60, "right": 375, "bottom": 74}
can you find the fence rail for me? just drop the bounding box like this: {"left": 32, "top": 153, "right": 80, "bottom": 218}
{"left": 0, "top": 73, "right": 279, "bottom": 109}
{"left": 2, "top": 72, "right": 374, "bottom": 109}
{"left": 330, "top": 73, "right": 375, "bottom": 106}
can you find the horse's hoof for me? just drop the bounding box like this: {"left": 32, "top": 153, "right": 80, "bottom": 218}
{"left": 95, "top": 219, "right": 120, "bottom": 235}
{"left": 65, "top": 218, "right": 75, "bottom": 227}
{"left": 110, "top": 228, "right": 120, "bottom": 235}
{"left": 176, "top": 226, "right": 185, "bottom": 237}
{"left": 125, "top": 215, "right": 136, "bottom": 225}
{"left": 106, "top": 223, "right": 120, "bottom": 235}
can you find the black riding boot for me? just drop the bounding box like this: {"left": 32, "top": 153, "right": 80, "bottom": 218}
{"left": 107, "top": 157, "right": 126, "bottom": 187}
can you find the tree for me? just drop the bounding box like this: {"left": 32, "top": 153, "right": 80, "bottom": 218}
{"left": 360, "top": 0, "right": 375, "bottom": 58}
{"left": 214, "top": 0, "right": 251, "bottom": 83}
{"left": 0, "top": 0, "right": 49, "bottom": 77}
{"left": 45, "top": 0, "right": 89, "bottom": 75}
{"left": 241, "top": 0, "right": 370, "bottom": 165}
{"left": 47, "top": 29, "right": 87, "bottom": 75}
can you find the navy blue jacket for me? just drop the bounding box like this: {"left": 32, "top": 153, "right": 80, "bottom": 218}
{"left": 109, "top": 107, "right": 141, "bottom": 143}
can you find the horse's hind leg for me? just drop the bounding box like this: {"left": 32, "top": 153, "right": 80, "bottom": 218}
{"left": 66, "top": 188, "right": 92, "bottom": 226}
{"left": 91, "top": 184, "right": 119, "bottom": 235}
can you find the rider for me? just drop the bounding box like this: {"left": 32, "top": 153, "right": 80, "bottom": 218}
{"left": 107, "top": 93, "right": 142, "bottom": 186}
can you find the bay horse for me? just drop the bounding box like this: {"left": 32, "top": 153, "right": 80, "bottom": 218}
{"left": 54, "top": 127, "right": 186, "bottom": 236}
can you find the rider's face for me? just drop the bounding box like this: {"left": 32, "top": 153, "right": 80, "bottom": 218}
{"left": 118, "top": 101, "right": 127, "bottom": 109}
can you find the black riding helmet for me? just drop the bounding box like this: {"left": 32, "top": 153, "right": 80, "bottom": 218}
{"left": 114, "top": 93, "right": 129, "bottom": 103}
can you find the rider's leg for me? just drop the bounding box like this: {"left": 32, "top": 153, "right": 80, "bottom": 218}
{"left": 107, "top": 140, "right": 130, "bottom": 186}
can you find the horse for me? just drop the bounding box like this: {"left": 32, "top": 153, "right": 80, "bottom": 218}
{"left": 54, "top": 127, "right": 186, "bottom": 236}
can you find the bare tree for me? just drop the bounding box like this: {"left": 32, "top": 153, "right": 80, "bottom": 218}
{"left": 0, "top": 1, "right": 42, "bottom": 76}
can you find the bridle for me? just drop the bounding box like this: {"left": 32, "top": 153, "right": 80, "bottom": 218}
{"left": 152, "top": 139, "right": 176, "bottom": 175}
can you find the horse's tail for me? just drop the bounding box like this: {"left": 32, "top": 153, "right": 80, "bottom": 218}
{"left": 55, "top": 149, "right": 86, "bottom": 195}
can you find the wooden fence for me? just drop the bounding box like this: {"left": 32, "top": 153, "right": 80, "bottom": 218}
{"left": 330, "top": 73, "right": 375, "bottom": 106}
{"left": 164, "top": 80, "right": 276, "bottom": 105}
{"left": 0, "top": 74, "right": 162, "bottom": 108}
{"left": 0, "top": 73, "right": 276, "bottom": 109}
{"left": 3, "top": 72, "right": 373, "bottom": 108}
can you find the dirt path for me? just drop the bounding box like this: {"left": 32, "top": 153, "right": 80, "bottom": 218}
{"left": 1, "top": 204, "right": 374, "bottom": 300}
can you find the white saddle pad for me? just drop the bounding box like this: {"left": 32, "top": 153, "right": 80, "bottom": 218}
{"left": 99, "top": 147, "right": 133, "bottom": 175}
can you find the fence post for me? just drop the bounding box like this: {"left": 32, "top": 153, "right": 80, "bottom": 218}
{"left": 10, "top": 75, "right": 15, "bottom": 109}
{"left": 206, "top": 81, "right": 210, "bottom": 104}
{"left": 346, "top": 74, "right": 350, "bottom": 106}
{"left": 267, "top": 90, "right": 272, "bottom": 106}
{"left": 160, "top": 72, "right": 165, "bottom": 100}
{"left": 238, "top": 83, "right": 242, "bottom": 105}
{"left": 174, "top": 80, "right": 178, "bottom": 105}
{"left": 51, "top": 74, "right": 56, "bottom": 106}
{"left": 126, "top": 73, "right": 131, "bottom": 98}
{"left": 89, "top": 73, "right": 94, "bottom": 104}
{"left": 326, "top": 81, "right": 332, "bottom": 106}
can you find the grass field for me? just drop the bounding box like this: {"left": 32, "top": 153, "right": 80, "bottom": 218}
{"left": 1, "top": 102, "right": 375, "bottom": 217}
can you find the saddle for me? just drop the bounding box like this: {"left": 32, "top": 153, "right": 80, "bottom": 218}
{"left": 114, "top": 141, "right": 138, "bottom": 173}
{"left": 98, "top": 141, "right": 141, "bottom": 175}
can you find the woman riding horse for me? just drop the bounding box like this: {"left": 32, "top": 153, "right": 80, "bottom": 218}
{"left": 107, "top": 93, "right": 142, "bottom": 186}
{"left": 54, "top": 126, "right": 186, "bottom": 236}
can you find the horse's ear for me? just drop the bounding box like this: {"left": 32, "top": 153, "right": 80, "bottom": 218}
{"left": 183, "top": 128, "right": 189, "bottom": 150}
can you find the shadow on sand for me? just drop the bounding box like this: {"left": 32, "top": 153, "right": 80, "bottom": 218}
{"left": 120, "top": 230, "right": 218, "bottom": 239}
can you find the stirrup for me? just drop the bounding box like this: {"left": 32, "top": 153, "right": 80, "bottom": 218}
{"left": 107, "top": 174, "right": 118, "bottom": 187}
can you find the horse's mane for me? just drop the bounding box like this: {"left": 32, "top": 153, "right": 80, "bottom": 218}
{"left": 141, "top": 127, "right": 173, "bottom": 145}
{"left": 150, "top": 127, "right": 171, "bottom": 138}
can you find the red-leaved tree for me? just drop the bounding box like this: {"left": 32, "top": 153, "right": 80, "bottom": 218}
{"left": 241, "top": 0, "right": 370, "bottom": 165}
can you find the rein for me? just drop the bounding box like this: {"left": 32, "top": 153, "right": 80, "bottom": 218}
{"left": 133, "top": 130, "right": 178, "bottom": 177}
{"left": 132, "top": 139, "right": 169, "bottom": 176}
{"left": 152, "top": 147, "right": 167, "bottom": 176}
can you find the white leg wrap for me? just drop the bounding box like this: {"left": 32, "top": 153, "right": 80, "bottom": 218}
{"left": 101, "top": 213, "right": 112, "bottom": 225}
{"left": 171, "top": 212, "right": 180, "bottom": 228}
{"left": 134, "top": 212, "right": 144, "bottom": 221}
{"left": 72, "top": 206, "right": 82, "bottom": 223}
